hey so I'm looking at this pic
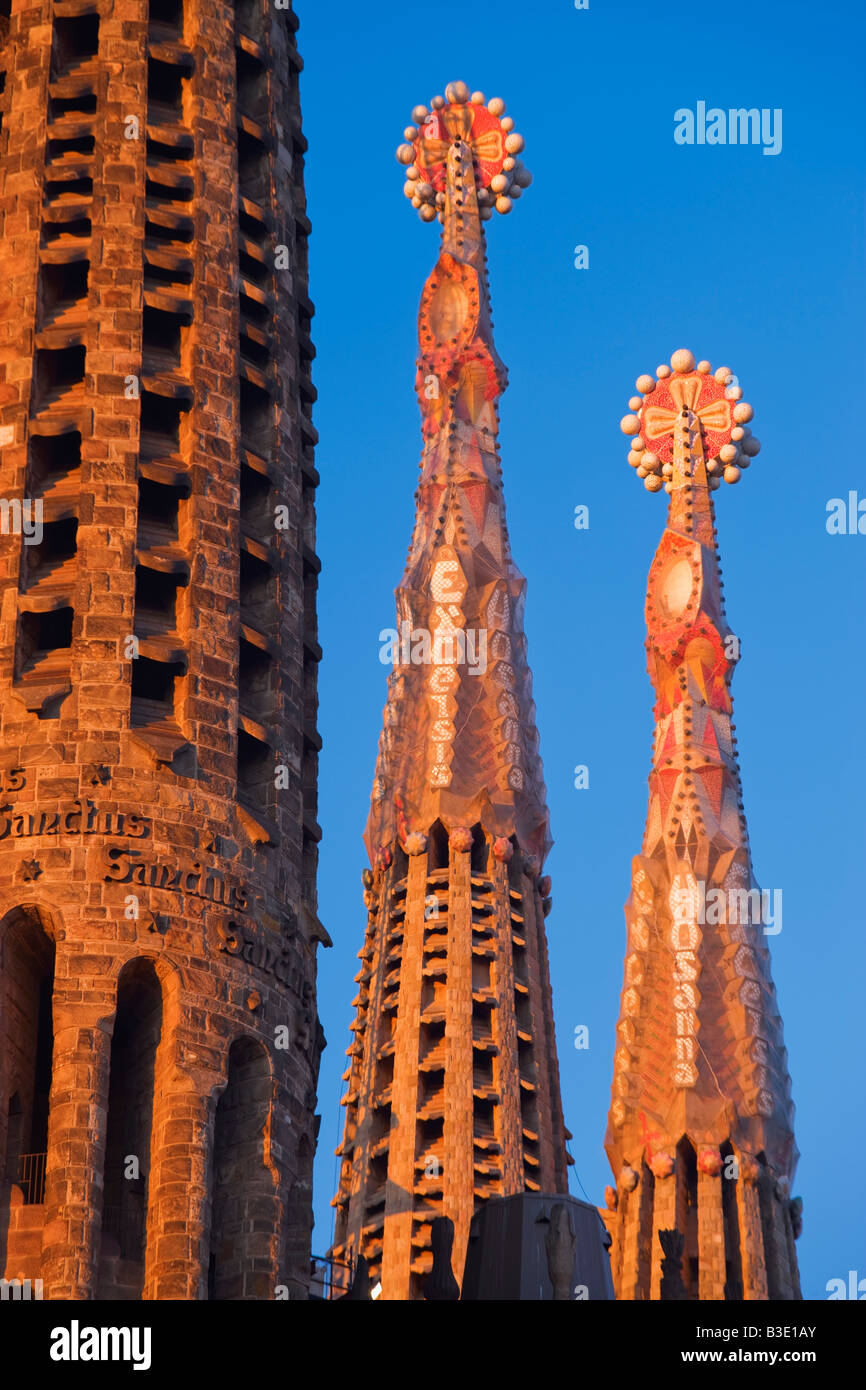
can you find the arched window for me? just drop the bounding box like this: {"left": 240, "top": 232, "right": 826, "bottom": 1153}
{"left": 208, "top": 1036, "right": 276, "bottom": 1299}
{"left": 0, "top": 908, "right": 56, "bottom": 1205}
{"left": 98, "top": 959, "right": 163, "bottom": 1298}
{"left": 427, "top": 820, "right": 449, "bottom": 873}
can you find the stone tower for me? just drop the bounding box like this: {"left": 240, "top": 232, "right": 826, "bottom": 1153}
{"left": 0, "top": 0, "right": 328, "bottom": 1300}
{"left": 330, "top": 82, "right": 570, "bottom": 1302}
{"left": 604, "top": 350, "right": 801, "bottom": 1300}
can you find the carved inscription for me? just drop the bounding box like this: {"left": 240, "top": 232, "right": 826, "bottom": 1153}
{"left": 217, "top": 919, "right": 305, "bottom": 996}
{"left": 102, "top": 845, "right": 249, "bottom": 912}
{"left": 0, "top": 800, "right": 149, "bottom": 839}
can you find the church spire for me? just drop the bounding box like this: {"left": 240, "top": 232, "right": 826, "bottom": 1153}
{"left": 605, "top": 350, "right": 801, "bottom": 1300}
{"left": 365, "top": 82, "right": 549, "bottom": 866}
{"left": 332, "top": 84, "right": 569, "bottom": 1301}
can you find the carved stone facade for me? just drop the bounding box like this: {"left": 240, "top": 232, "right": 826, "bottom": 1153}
{"left": 0, "top": 0, "right": 327, "bottom": 1300}
{"left": 330, "top": 85, "right": 570, "bottom": 1302}
{"left": 604, "top": 352, "right": 801, "bottom": 1300}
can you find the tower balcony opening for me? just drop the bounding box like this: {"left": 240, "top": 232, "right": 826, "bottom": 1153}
{"left": 235, "top": 45, "right": 268, "bottom": 123}
{"left": 31, "top": 343, "right": 86, "bottom": 412}
{"left": 28, "top": 428, "right": 82, "bottom": 509}
{"left": 146, "top": 55, "right": 189, "bottom": 123}
{"left": 16, "top": 606, "right": 74, "bottom": 671}
{"left": 21, "top": 516, "right": 78, "bottom": 590}
{"left": 49, "top": 90, "right": 97, "bottom": 121}
{"left": 51, "top": 15, "right": 99, "bottom": 81}
{"left": 136, "top": 475, "right": 188, "bottom": 549}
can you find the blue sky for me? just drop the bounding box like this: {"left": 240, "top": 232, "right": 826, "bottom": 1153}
{"left": 296, "top": 0, "right": 865, "bottom": 1298}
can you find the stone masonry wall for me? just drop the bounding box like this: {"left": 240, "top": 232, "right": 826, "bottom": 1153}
{"left": 0, "top": 0, "right": 326, "bottom": 1300}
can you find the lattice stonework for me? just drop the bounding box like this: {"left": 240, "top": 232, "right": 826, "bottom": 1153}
{"left": 330, "top": 82, "right": 569, "bottom": 1302}
{"left": 603, "top": 351, "right": 802, "bottom": 1300}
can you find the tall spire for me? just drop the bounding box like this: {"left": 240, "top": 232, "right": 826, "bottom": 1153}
{"left": 604, "top": 350, "right": 801, "bottom": 1300}
{"left": 331, "top": 83, "right": 569, "bottom": 1301}
{"left": 365, "top": 84, "right": 548, "bottom": 864}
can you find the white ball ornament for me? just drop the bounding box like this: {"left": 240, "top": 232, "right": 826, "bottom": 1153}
{"left": 628, "top": 450, "right": 642, "bottom": 467}
{"left": 404, "top": 126, "right": 417, "bottom": 141}
{"left": 706, "top": 458, "right": 719, "bottom": 472}
{"left": 719, "top": 443, "right": 739, "bottom": 464}
{"left": 642, "top": 451, "right": 659, "bottom": 469}
{"left": 670, "top": 348, "right": 696, "bottom": 373}
{"left": 488, "top": 98, "right": 506, "bottom": 116}
{"left": 724, "top": 464, "right": 741, "bottom": 483}
{"left": 726, "top": 384, "right": 743, "bottom": 401}
{"left": 656, "top": 364, "right": 671, "bottom": 379}
{"left": 714, "top": 366, "right": 732, "bottom": 384}
{"left": 490, "top": 173, "right": 509, "bottom": 193}
{"left": 636, "top": 374, "right": 655, "bottom": 394}
{"left": 662, "top": 462, "right": 674, "bottom": 477}
{"left": 697, "top": 361, "right": 711, "bottom": 374}
{"left": 471, "top": 91, "right": 485, "bottom": 105}
{"left": 628, "top": 396, "right": 642, "bottom": 411}
{"left": 732, "top": 402, "right": 754, "bottom": 423}
{"left": 496, "top": 195, "right": 513, "bottom": 214}
{"left": 636, "top": 465, "right": 648, "bottom": 478}
{"left": 446, "top": 81, "right": 470, "bottom": 104}
{"left": 501, "top": 116, "right": 514, "bottom": 131}
{"left": 412, "top": 195, "right": 422, "bottom": 208}
{"left": 432, "top": 95, "right": 445, "bottom": 109}
{"left": 419, "top": 204, "right": 437, "bottom": 222}
{"left": 407, "top": 165, "right": 419, "bottom": 181}
{"left": 665, "top": 481, "right": 674, "bottom": 493}
{"left": 631, "top": 436, "right": 645, "bottom": 451}
{"left": 620, "top": 414, "right": 641, "bottom": 436}
{"left": 412, "top": 105, "right": 429, "bottom": 124}
{"left": 731, "top": 426, "right": 744, "bottom": 441}
{"left": 505, "top": 132, "right": 525, "bottom": 154}
{"left": 503, "top": 156, "right": 516, "bottom": 172}
{"left": 396, "top": 144, "right": 414, "bottom": 165}
{"left": 403, "top": 181, "right": 417, "bottom": 199}
{"left": 645, "top": 474, "right": 663, "bottom": 492}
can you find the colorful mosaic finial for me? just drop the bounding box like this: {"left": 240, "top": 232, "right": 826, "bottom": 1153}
{"left": 396, "top": 83, "right": 531, "bottom": 222}
{"left": 620, "top": 350, "right": 762, "bottom": 493}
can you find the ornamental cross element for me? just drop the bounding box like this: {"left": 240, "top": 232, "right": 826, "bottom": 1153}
{"left": 642, "top": 376, "right": 731, "bottom": 448}
{"left": 416, "top": 105, "right": 505, "bottom": 183}
{"left": 619, "top": 349, "right": 761, "bottom": 492}
{"left": 395, "top": 80, "right": 531, "bottom": 223}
